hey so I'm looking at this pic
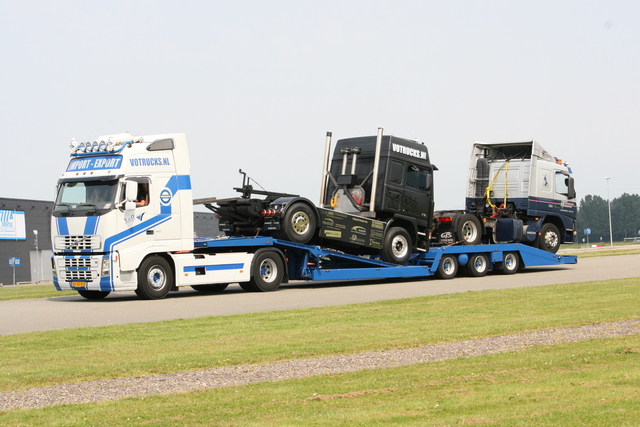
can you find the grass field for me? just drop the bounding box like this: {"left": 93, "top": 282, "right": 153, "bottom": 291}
{"left": 1, "top": 276, "right": 639, "bottom": 425}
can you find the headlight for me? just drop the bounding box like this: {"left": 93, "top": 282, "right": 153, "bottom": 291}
{"left": 101, "top": 257, "right": 111, "bottom": 277}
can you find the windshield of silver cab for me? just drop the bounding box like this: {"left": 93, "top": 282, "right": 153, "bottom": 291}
{"left": 53, "top": 179, "right": 119, "bottom": 217}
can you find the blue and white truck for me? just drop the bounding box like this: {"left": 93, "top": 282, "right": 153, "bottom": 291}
{"left": 51, "top": 131, "right": 577, "bottom": 300}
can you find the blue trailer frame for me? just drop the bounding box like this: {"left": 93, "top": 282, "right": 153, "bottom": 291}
{"left": 195, "top": 236, "right": 577, "bottom": 283}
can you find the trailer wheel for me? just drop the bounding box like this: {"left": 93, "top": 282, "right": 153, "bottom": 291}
{"left": 191, "top": 284, "right": 228, "bottom": 293}
{"left": 77, "top": 290, "right": 110, "bottom": 300}
{"left": 500, "top": 252, "right": 519, "bottom": 275}
{"left": 456, "top": 214, "right": 482, "bottom": 245}
{"left": 465, "top": 253, "right": 489, "bottom": 277}
{"left": 135, "top": 256, "right": 173, "bottom": 299}
{"left": 381, "top": 227, "right": 412, "bottom": 264}
{"left": 248, "top": 250, "right": 284, "bottom": 292}
{"left": 280, "top": 202, "right": 316, "bottom": 244}
{"left": 435, "top": 254, "right": 458, "bottom": 279}
{"left": 538, "top": 223, "right": 560, "bottom": 253}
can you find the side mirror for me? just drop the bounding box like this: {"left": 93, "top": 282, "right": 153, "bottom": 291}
{"left": 125, "top": 180, "right": 138, "bottom": 202}
{"left": 567, "top": 177, "right": 576, "bottom": 199}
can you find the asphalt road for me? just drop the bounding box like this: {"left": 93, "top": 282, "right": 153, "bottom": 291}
{"left": 1, "top": 253, "right": 638, "bottom": 336}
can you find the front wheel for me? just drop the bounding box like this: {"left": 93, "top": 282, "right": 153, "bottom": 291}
{"left": 247, "top": 250, "right": 285, "bottom": 292}
{"left": 538, "top": 223, "right": 560, "bottom": 253}
{"left": 381, "top": 227, "right": 412, "bottom": 264}
{"left": 136, "top": 256, "right": 173, "bottom": 299}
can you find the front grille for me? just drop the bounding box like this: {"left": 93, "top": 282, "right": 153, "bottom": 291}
{"left": 64, "top": 258, "right": 92, "bottom": 268}
{"left": 63, "top": 269, "right": 94, "bottom": 282}
{"left": 57, "top": 235, "right": 100, "bottom": 251}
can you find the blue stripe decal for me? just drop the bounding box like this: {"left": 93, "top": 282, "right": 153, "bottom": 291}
{"left": 183, "top": 263, "right": 244, "bottom": 273}
{"left": 84, "top": 216, "right": 99, "bottom": 235}
{"left": 57, "top": 217, "right": 69, "bottom": 236}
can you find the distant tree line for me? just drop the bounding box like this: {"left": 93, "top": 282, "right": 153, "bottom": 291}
{"left": 577, "top": 193, "right": 640, "bottom": 243}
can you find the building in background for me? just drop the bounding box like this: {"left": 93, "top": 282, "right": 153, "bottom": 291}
{"left": 0, "top": 197, "right": 220, "bottom": 285}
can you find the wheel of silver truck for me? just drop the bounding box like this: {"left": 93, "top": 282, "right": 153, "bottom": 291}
{"left": 135, "top": 256, "right": 173, "bottom": 299}
{"left": 465, "top": 253, "right": 489, "bottom": 277}
{"left": 456, "top": 214, "right": 482, "bottom": 245}
{"left": 191, "top": 284, "right": 229, "bottom": 293}
{"left": 381, "top": 227, "right": 412, "bottom": 264}
{"left": 77, "top": 290, "right": 110, "bottom": 300}
{"left": 281, "top": 202, "right": 317, "bottom": 244}
{"left": 538, "top": 223, "right": 560, "bottom": 253}
{"left": 500, "top": 252, "right": 519, "bottom": 275}
{"left": 248, "top": 249, "right": 284, "bottom": 292}
{"left": 435, "top": 254, "right": 458, "bottom": 279}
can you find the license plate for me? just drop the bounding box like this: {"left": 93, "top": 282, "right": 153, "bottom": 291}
{"left": 71, "top": 282, "right": 87, "bottom": 289}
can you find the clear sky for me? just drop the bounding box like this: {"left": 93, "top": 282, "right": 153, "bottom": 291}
{"left": 1, "top": 0, "right": 638, "bottom": 210}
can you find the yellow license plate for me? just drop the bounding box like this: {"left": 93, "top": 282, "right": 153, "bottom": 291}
{"left": 71, "top": 282, "right": 87, "bottom": 289}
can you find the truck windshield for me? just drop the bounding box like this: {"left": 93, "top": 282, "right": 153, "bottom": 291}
{"left": 53, "top": 179, "right": 119, "bottom": 216}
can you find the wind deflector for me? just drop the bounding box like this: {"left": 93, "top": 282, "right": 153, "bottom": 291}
{"left": 147, "top": 138, "right": 174, "bottom": 151}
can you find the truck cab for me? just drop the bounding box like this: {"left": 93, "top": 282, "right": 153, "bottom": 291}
{"left": 51, "top": 133, "right": 193, "bottom": 298}
{"left": 436, "top": 140, "right": 577, "bottom": 252}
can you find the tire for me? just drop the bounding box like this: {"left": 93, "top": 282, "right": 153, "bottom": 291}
{"left": 381, "top": 227, "right": 412, "bottom": 264}
{"left": 280, "top": 202, "right": 317, "bottom": 244}
{"left": 435, "top": 254, "right": 458, "bottom": 279}
{"left": 455, "top": 214, "right": 482, "bottom": 245}
{"left": 538, "top": 223, "right": 560, "bottom": 253}
{"left": 248, "top": 250, "right": 284, "bottom": 292}
{"left": 77, "top": 290, "right": 110, "bottom": 300}
{"left": 500, "top": 252, "right": 519, "bottom": 275}
{"left": 135, "top": 256, "right": 173, "bottom": 299}
{"left": 465, "top": 253, "right": 489, "bottom": 277}
{"left": 191, "top": 284, "right": 228, "bottom": 293}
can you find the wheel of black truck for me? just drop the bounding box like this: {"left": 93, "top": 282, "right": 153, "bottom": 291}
{"left": 465, "top": 253, "right": 489, "bottom": 277}
{"left": 135, "top": 256, "right": 173, "bottom": 299}
{"left": 77, "top": 290, "right": 110, "bottom": 300}
{"left": 191, "top": 284, "right": 229, "bottom": 293}
{"left": 538, "top": 223, "right": 560, "bottom": 253}
{"left": 280, "top": 202, "right": 316, "bottom": 244}
{"left": 381, "top": 227, "right": 412, "bottom": 264}
{"left": 456, "top": 214, "right": 482, "bottom": 245}
{"left": 500, "top": 252, "right": 519, "bottom": 275}
{"left": 435, "top": 254, "right": 458, "bottom": 279}
{"left": 248, "top": 249, "right": 284, "bottom": 292}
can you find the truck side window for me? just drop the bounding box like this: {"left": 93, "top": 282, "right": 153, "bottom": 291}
{"left": 555, "top": 172, "right": 569, "bottom": 195}
{"left": 406, "top": 165, "right": 428, "bottom": 191}
{"left": 136, "top": 183, "right": 150, "bottom": 207}
{"left": 389, "top": 161, "right": 404, "bottom": 185}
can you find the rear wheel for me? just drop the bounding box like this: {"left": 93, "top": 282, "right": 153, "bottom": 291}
{"left": 136, "top": 256, "right": 173, "bottom": 299}
{"left": 381, "top": 227, "right": 412, "bottom": 264}
{"left": 465, "top": 253, "right": 489, "bottom": 277}
{"left": 191, "top": 284, "right": 228, "bottom": 293}
{"left": 247, "top": 250, "right": 284, "bottom": 292}
{"left": 435, "top": 254, "right": 458, "bottom": 279}
{"left": 456, "top": 214, "right": 482, "bottom": 245}
{"left": 280, "top": 202, "right": 316, "bottom": 244}
{"left": 500, "top": 252, "right": 519, "bottom": 275}
{"left": 77, "top": 290, "right": 110, "bottom": 300}
{"left": 538, "top": 223, "right": 560, "bottom": 253}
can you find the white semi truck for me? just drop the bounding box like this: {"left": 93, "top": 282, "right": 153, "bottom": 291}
{"left": 51, "top": 131, "right": 577, "bottom": 300}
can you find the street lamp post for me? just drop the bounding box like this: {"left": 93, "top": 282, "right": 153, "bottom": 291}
{"left": 605, "top": 177, "right": 613, "bottom": 247}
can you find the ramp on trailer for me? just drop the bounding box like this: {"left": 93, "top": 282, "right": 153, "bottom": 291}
{"left": 194, "top": 237, "right": 577, "bottom": 282}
